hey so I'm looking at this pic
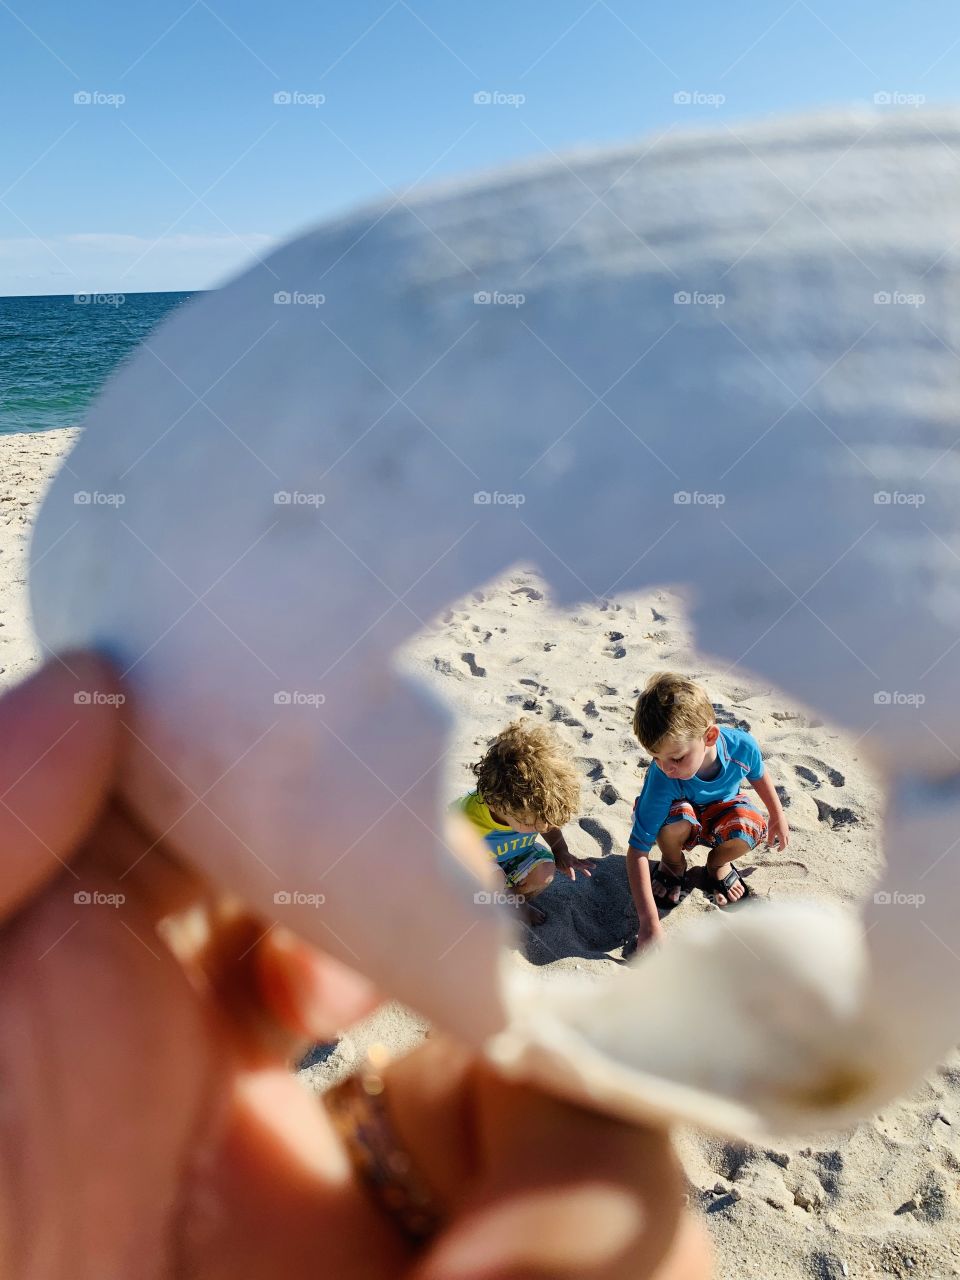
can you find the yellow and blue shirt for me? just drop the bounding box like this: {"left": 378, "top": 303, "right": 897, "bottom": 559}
{"left": 453, "top": 791, "right": 554, "bottom": 885}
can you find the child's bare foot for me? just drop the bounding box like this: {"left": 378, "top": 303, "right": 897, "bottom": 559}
{"left": 517, "top": 899, "right": 547, "bottom": 926}
{"left": 650, "top": 858, "right": 687, "bottom": 907}
{"left": 706, "top": 861, "right": 750, "bottom": 907}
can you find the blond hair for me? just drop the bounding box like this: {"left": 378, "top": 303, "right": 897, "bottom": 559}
{"left": 632, "top": 672, "right": 715, "bottom": 754}
{"left": 472, "top": 718, "right": 580, "bottom": 826}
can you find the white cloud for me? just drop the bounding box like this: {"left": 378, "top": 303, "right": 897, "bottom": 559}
{"left": 0, "top": 230, "right": 279, "bottom": 295}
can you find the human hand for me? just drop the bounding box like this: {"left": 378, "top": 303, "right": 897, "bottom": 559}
{"left": 766, "top": 814, "right": 791, "bottom": 850}
{"left": 0, "top": 653, "right": 710, "bottom": 1279}
{"left": 554, "top": 850, "right": 598, "bottom": 880}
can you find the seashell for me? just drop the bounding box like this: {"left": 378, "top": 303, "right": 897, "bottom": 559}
{"left": 29, "top": 110, "right": 960, "bottom": 1138}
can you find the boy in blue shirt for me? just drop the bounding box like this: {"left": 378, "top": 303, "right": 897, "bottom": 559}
{"left": 626, "top": 672, "right": 789, "bottom": 951}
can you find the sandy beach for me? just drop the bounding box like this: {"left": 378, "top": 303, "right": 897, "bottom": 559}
{"left": 6, "top": 424, "right": 960, "bottom": 1279}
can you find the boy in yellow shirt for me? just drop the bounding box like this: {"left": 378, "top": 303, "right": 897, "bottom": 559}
{"left": 454, "top": 719, "right": 596, "bottom": 925}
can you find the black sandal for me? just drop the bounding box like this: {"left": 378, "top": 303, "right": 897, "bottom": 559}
{"left": 650, "top": 861, "right": 688, "bottom": 911}
{"left": 706, "top": 862, "right": 753, "bottom": 909}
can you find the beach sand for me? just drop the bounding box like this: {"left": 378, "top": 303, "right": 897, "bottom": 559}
{"left": 6, "top": 426, "right": 960, "bottom": 1278}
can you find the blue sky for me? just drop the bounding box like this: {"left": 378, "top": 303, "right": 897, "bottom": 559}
{"left": 2, "top": 0, "right": 958, "bottom": 295}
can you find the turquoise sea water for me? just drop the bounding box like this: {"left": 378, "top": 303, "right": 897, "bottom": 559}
{"left": 0, "top": 291, "right": 199, "bottom": 435}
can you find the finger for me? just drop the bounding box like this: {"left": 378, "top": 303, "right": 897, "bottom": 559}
{"left": 254, "top": 927, "right": 379, "bottom": 1045}
{"left": 179, "top": 905, "right": 381, "bottom": 1068}
{"left": 410, "top": 1055, "right": 712, "bottom": 1280}
{"left": 0, "top": 650, "right": 122, "bottom": 921}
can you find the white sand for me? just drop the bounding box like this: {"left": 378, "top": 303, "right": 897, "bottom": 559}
{"left": 7, "top": 426, "right": 960, "bottom": 1278}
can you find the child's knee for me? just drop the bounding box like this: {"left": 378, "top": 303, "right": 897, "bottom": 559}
{"left": 656, "top": 820, "right": 693, "bottom": 851}
{"left": 517, "top": 861, "right": 555, "bottom": 897}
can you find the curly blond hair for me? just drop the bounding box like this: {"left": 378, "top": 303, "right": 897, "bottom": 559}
{"left": 632, "top": 672, "right": 715, "bottom": 754}
{"left": 471, "top": 718, "right": 580, "bottom": 827}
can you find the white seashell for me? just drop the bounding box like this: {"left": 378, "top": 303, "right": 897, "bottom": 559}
{"left": 29, "top": 110, "right": 960, "bottom": 1137}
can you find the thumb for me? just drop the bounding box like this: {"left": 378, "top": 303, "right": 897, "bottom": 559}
{"left": 0, "top": 651, "right": 121, "bottom": 921}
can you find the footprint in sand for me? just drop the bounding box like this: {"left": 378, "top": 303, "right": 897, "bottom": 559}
{"left": 712, "top": 703, "right": 751, "bottom": 732}
{"left": 460, "top": 652, "right": 486, "bottom": 678}
{"left": 596, "top": 682, "right": 618, "bottom": 696}
{"left": 433, "top": 657, "right": 463, "bottom": 679}
{"left": 583, "top": 699, "right": 600, "bottom": 718}
{"left": 519, "top": 677, "right": 547, "bottom": 695}
{"left": 549, "top": 702, "right": 584, "bottom": 728}
{"left": 813, "top": 798, "right": 860, "bottom": 828}
{"left": 795, "top": 759, "right": 847, "bottom": 789}
{"left": 578, "top": 817, "right": 613, "bottom": 857}
{"left": 599, "top": 782, "right": 620, "bottom": 806}
{"left": 576, "top": 757, "right": 605, "bottom": 781}
{"left": 543, "top": 641, "right": 556, "bottom": 651}
{"left": 511, "top": 586, "right": 544, "bottom": 601}
{"left": 603, "top": 632, "right": 626, "bottom": 659}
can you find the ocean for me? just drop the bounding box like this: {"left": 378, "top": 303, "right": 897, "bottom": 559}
{"left": 0, "top": 291, "right": 199, "bottom": 435}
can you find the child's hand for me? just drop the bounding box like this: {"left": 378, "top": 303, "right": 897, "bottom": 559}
{"left": 767, "top": 815, "right": 790, "bottom": 850}
{"left": 554, "top": 850, "right": 597, "bottom": 881}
